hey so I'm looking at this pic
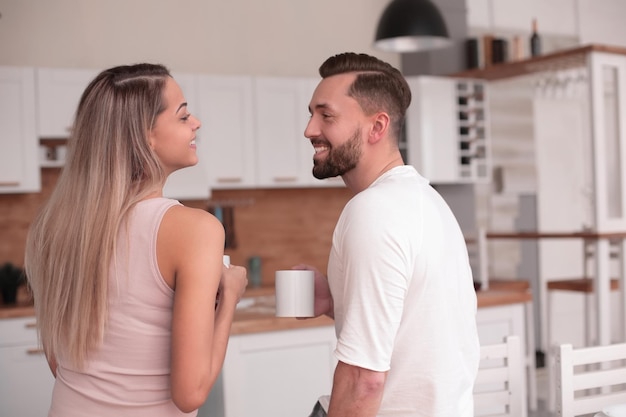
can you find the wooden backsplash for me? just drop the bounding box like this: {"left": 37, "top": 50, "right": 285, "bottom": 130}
{"left": 0, "top": 169, "right": 59, "bottom": 268}
{"left": 0, "top": 169, "right": 353, "bottom": 287}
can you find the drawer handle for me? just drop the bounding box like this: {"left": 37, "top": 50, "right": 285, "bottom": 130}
{"left": 216, "top": 177, "right": 243, "bottom": 184}
{"left": 0, "top": 182, "right": 20, "bottom": 186}
{"left": 27, "top": 348, "right": 45, "bottom": 355}
{"left": 273, "top": 176, "right": 297, "bottom": 183}
{"left": 25, "top": 322, "right": 37, "bottom": 329}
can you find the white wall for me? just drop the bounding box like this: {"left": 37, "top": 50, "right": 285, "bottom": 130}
{"left": 2, "top": 0, "right": 625, "bottom": 76}
{"left": 0, "top": 0, "right": 399, "bottom": 75}
{"left": 577, "top": 0, "right": 626, "bottom": 46}
{"left": 466, "top": 0, "right": 626, "bottom": 49}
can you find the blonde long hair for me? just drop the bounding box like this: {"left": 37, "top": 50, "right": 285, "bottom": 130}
{"left": 25, "top": 64, "right": 171, "bottom": 369}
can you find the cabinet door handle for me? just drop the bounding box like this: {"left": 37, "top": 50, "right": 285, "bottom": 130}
{"left": 216, "top": 177, "right": 243, "bottom": 184}
{"left": 26, "top": 348, "right": 45, "bottom": 355}
{"left": 25, "top": 322, "right": 37, "bottom": 329}
{"left": 273, "top": 177, "right": 297, "bottom": 183}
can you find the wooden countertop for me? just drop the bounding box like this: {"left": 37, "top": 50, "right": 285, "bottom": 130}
{"left": 0, "top": 288, "right": 531, "bottom": 329}
{"left": 0, "top": 299, "right": 334, "bottom": 334}
{"left": 230, "top": 289, "right": 532, "bottom": 334}
{"left": 486, "top": 230, "right": 626, "bottom": 240}
{"left": 476, "top": 289, "right": 532, "bottom": 308}
{"left": 0, "top": 302, "right": 37, "bottom": 320}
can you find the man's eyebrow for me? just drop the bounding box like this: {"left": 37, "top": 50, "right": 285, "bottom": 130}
{"left": 309, "top": 103, "right": 331, "bottom": 113}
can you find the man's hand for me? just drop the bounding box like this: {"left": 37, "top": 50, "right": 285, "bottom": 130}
{"left": 291, "top": 264, "right": 334, "bottom": 318}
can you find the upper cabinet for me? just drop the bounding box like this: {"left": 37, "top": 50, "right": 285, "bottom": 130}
{"left": 406, "top": 76, "right": 491, "bottom": 184}
{"left": 1, "top": 66, "right": 350, "bottom": 196}
{"left": 163, "top": 74, "right": 257, "bottom": 200}
{"left": 0, "top": 67, "right": 40, "bottom": 193}
{"left": 166, "top": 74, "right": 342, "bottom": 199}
{"left": 254, "top": 77, "right": 311, "bottom": 188}
{"left": 254, "top": 77, "right": 343, "bottom": 189}
{"left": 35, "top": 67, "right": 98, "bottom": 138}
{"left": 198, "top": 75, "right": 256, "bottom": 190}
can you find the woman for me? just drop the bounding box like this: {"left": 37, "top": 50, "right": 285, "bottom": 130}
{"left": 25, "top": 63, "right": 248, "bottom": 416}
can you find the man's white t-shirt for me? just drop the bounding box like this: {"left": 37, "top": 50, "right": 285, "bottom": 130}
{"left": 327, "top": 165, "right": 479, "bottom": 417}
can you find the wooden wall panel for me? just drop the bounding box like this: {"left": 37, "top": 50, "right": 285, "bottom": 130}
{"left": 0, "top": 169, "right": 352, "bottom": 288}
{"left": 186, "top": 187, "right": 352, "bottom": 287}
{"left": 0, "top": 168, "right": 59, "bottom": 267}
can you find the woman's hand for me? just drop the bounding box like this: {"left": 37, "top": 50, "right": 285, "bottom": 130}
{"left": 216, "top": 264, "right": 247, "bottom": 309}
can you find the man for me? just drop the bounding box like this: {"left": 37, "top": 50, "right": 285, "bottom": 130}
{"left": 299, "top": 52, "right": 480, "bottom": 417}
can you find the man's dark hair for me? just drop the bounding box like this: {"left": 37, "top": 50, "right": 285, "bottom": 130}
{"left": 319, "top": 52, "right": 411, "bottom": 140}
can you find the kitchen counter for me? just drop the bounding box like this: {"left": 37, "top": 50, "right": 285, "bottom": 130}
{"left": 0, "top": 302, "right": 37, "bottom": 320}
{"left": 230, "top": 288, "right": 532, "bottom": 334}
{"left": 0, "top": 287, "right": 531, "bottom": 329}
{"left": 476, "top": 288, "right": 532, "bottom": 308}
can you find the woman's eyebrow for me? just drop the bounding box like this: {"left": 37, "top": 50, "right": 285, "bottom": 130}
{"left": 176, "top": 102, "right": 188, "bottom": 113}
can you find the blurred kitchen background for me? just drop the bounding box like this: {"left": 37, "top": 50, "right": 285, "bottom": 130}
{"left": 3, "top": 1, "right": 626, "bottom": 416}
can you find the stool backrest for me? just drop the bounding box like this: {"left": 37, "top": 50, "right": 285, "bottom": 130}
{"left": 556, "top": 342, "right": 626, "bottom": 416}
{"left": 474, "top": 335, "right": 524, "bottom": 417}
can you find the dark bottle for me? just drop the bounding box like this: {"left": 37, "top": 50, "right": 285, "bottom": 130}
{"left": 530, "top": 18, "right": 541, "bottom": 57}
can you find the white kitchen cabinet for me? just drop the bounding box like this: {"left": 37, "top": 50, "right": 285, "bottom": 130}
{"left": 0, "top": 317, "right": 54, "bottom": 417}
{"left": 254, "top": 77, "right": 343, "bottom": 188}
{"left": 197, "top": 75, "right": 256, "bottom": 190}
{"left": 406, "top": 76, "right": 491, "bottom": 184}
{"left": 35, "top": 67, "right": 99, "bottom": 138}
{"left": 0, "top": 66, "right": 40, "bottom": 193}
{"left": 254, "top": 77, "right": 310, "bottom": 188}
{"left": 214, "top": 325, "right": 337, "bottom": 417}
{"left": 164, "top": 74, "right": 257, "bottom": 198}
{"left": 476, "top": 302, "right": 533, "bottom": 415}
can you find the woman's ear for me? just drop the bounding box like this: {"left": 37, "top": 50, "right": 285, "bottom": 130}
{"left": 147, "top": 130, "right": 156, "bottom": 150}
{"left": 368, "top": 112, "right": 390, "bottom": 144}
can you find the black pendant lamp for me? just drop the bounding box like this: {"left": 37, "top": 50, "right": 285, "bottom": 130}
{"left": 374, "top": 0, "right": 452, "bottom": 53}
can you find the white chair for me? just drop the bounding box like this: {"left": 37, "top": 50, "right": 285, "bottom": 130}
{"left": 474, "top": 335, "right": 526, "bottom": 417}
{"left": 555, "top": 342, "right": 626, "bottom": 417}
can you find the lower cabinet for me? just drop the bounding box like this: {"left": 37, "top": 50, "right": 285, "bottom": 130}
{"left": 476, "top": 302, "right": 533, "bottom": 416}
{"left": 0, "top": 317, "right": 54, "bottom": 417}
{"left": 199, "top": 325, "right": 337, "bottom": 417}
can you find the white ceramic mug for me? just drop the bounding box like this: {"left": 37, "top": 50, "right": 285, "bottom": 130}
{"left": 274, "top": 270, "right": 315, "bottom": 317}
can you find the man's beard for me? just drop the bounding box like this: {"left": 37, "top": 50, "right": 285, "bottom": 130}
{"left": 312, "top": 128, "right": 362, "bottom": 180}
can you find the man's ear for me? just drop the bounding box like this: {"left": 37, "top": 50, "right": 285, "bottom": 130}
{"left": 368, "top": 112, "right": 390, "bottom": 144}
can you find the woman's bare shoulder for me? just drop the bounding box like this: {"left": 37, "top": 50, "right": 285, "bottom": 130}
{"left": 160, "top": 205, "right": 224, "bottom": 242}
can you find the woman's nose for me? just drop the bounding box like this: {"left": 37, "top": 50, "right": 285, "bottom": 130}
{"left": 192, "top": 115, "right": 201, "bottom": 130}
